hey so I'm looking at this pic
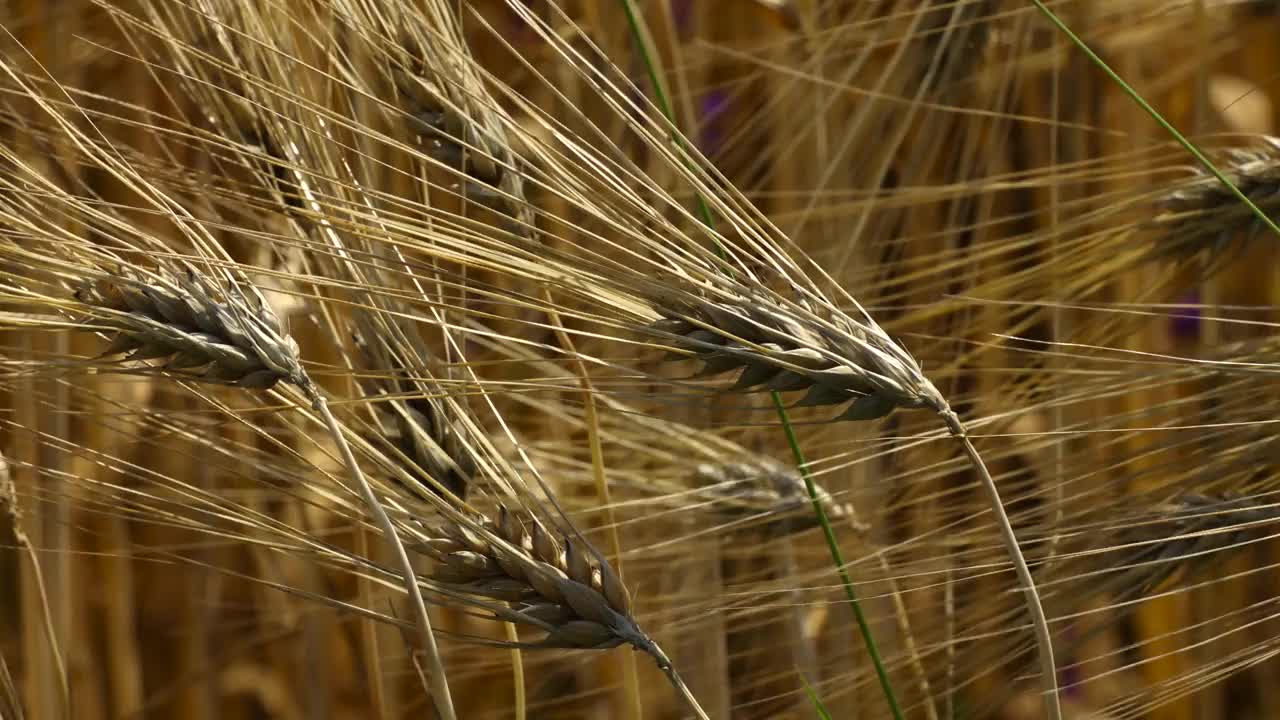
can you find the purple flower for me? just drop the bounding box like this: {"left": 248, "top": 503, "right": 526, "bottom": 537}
{"left": 699, "top": 89, "right": 732, "bottom": 156}
{"left": 671, "top": 0, "right": 694, "bottom": 37}
{"left": 1171, "top": 290, "right": 1201, "bottom": 340}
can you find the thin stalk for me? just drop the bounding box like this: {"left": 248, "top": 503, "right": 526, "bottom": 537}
{"left": 303, "top": 386, "right": 456, "bottom": 720}
{"left": 504, "top": 622, "right": 526, "bottom": 720}
{"left": 0, "top": 649, "right": 21, "bottom": 720}
{"left": 618, "top": 0, "right": 717, "bottom": 230}
{"left": 1028, "top": 0, "right": 1280, "bottom": 240}
{"left": 773, "top": 394, "right": 906, "bottom": 720}
{"left": 799, "top": 673, "right": 834, "bottom": 720}
{"left": 355, "top": 526, "right": 388, "bottom": 716}
{"left": 649, "top": 643, "right": 712, "bottom": 720}
{"left": 0, "top": 451, "right": 69, "bottom": 719}
{"left": 619, "top": 3, "right": 905, "bottom": 715}
{"left": 12, "top": 508, "right": 69, "bottom": 718}
{"left": 939, "top": 410, "right": 1060, "bottom": 720}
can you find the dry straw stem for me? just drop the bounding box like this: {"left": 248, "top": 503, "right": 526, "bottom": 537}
{"left": 0, "top": 450, "right": 69, "bottom": 718}
{"left": 0, "top": 644, "right": 20, "bottom": 720}
{"left": 71, "top": 266, "right": 457, "bottom": 720}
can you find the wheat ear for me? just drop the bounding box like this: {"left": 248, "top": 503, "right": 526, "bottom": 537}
{"left": 651, "top": 292, "right": 939, "bottom": 421}
{"left": 1150, "top": 136, "right": 1280, "bottom": 269}
{"left": 1079, "top": 493, "right": 1280, "bottom": 606}
{"left": 353, "top": 331, "right": 476, "bottom": 502}
{"left": 408, "top": 503, "right": 711, "bottom": 720}
{"left": 74, "top": 267, "right": 457, "bottom": 720}
{"left": 655, "top": 291, "right": 1063, "bottom": 720}
{"left": 693, "top": 459, "right": 863, "bottom": 536}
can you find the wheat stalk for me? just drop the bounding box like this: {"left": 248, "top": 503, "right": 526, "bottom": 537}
{"left": 0, "top": 646, "right": 19, "bottom": 720}
{"left": 0, "top": 449, "right": 69, "bottom": 717}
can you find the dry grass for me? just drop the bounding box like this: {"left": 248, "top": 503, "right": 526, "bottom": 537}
{"left": 4, "top": 1, "right": 1280, "bottom": 719}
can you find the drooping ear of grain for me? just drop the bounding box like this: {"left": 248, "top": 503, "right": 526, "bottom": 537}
{"left": 415, "top": 505, "right": 642, "bottom": 648}
{"left": 1150, "top": 138, "right": 1280, "bottom": 268}
{"left": 74, "top": 269, "right": 305, "bottom": 389}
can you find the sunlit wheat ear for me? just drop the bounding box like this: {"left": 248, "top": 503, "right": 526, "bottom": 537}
{"left": 401, "top": 500, "right": 708, "bottom": 719}
{"left": 73, "top": 268, "right": 305, "bottom": 389}
{"left": 1150, "top": 136, "right": 1280, "bottom": 268}
{"left": 650, "top": 292, "right": 944, "bottom": 422}
{"left": 415, "top": 505, "right": 638, "bottom": 649}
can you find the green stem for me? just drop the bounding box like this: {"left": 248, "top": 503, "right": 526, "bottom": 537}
{"left": 618, "top": 0, "right": 718, "bottom": 232}
{"left": 774, "top": 393, "right": 906, "bottom": 720}
{"left": 619, "top": 3, "right": 906, "bottom": 717}
{"left": 799, "top": 672, "right": 835, "bottom": 720}
{"left": 1029, "top": 0, "right": 1280, "bottom": 239}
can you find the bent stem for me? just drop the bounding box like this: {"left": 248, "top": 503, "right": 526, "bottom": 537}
{"left": 304, "top": 386, "right": 457, "bottom": 720}
{"left": 648, "top": 643, "right": 712, "bottom": 720}
{"left": 940, "top": 409, "right": 1060, "bottom": 720}
{"left": 504, "top": 621, "right": 526, "bottom": 720}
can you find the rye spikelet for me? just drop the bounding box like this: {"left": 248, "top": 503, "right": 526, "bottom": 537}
{"left": 73, "top": 268, "right": 305, "bottom": 390}
{"left": 392, "top": 46, "right": 531, "bottom": 231}
{"left": 375, "top": 0, "right": 537, "bottom": 238}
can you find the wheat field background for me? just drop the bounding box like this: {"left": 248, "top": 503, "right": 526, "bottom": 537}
{"left": 2, "top": 1, "right": 1280, "bottom": 719}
